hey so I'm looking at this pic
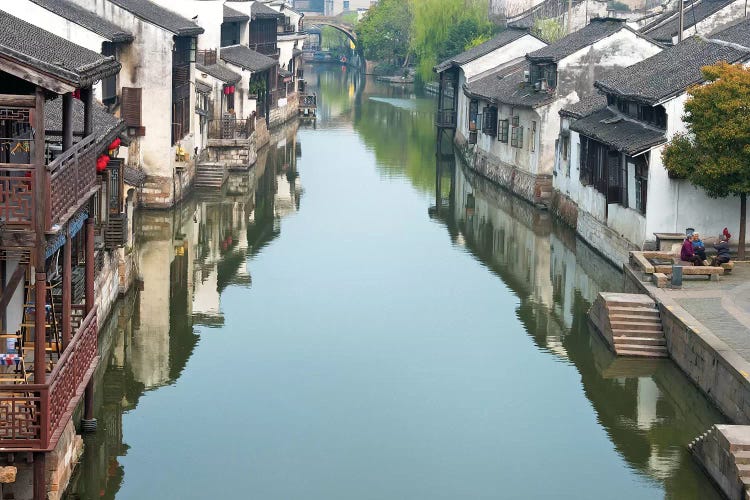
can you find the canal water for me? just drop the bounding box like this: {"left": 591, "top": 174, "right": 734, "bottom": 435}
{"left": 67, "top": 66, "right": 725, "bottom": 499}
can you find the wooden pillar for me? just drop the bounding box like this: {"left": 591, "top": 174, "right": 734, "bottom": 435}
{"left": 84, "top": 217, "right": 94, "bottom": 314}
{"left": 62, "top": 92, "right": 73, "bottom": 152}
{"left": 33, "top": 87, "right": 47, "bottom": 385}
{"left": 34, "top": 272, "right": 46, "bottom": 384}
{"left": 33, "top": 452, "right": 46, "bottom": 500}
{"left": 81, "top": 87, "right": 93, "bottom": 138}
{"left": 61, "top": 232, "right": 71, "bottom": 350}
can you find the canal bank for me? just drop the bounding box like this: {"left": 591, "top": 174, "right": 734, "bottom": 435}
{"left": 63, "top": 65, "right": 725, "bottom": 499}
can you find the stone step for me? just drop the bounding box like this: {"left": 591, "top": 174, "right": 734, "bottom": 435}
{"left": 739, "top": 464, "right": 750, "bottom": 478}
{"left": 610, "top": 313, "right": 662, "bottom": 323}
{"left": 615, "top": 347, "right": 668, "bottom": 358}
{"left": 613, "top": 336, "right": 666, "bottom": 346}
{"left": 602, "top": 297, "right": 656, "bottom": 308}
{"left": 731, "top": 443, "right": 750, "bottom": 452}
{"left": 735, "top": 450, "right": 750, "bottom": 465}
{"left": 611, "top": 328, "right": 665, "bottom": 337}
{"left": 610, "top": 321, "right": 663, "bottom": 332}
{"left": 607, "top": 306, "right": 660, "bottom": 316}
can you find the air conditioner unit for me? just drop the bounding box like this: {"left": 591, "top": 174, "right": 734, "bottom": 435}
{"left": 523, "top": 71, "right": 530, "bottom": 82}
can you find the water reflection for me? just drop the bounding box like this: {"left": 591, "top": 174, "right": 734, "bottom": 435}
{"left": 438, "top": 161, "right": 725, "bottom": 499}
{"left": 65, "top": 122, "right": 301, "bottom": 499}
{"left": 65, "top": 66, "right": 726, "bottom": 500}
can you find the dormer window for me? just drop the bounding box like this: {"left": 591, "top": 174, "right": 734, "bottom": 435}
{"left": 608, "top": 95, "right": 667, "bottom": 129}
{"left": 530, "top": 63, "right": 556, "bottom": 90}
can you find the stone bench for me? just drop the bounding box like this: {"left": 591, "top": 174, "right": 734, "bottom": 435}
{"left": 721, "top": 261, "right": 734, "bottom": 273}
{"left": 654, "top": 232, "right": 686, "bottom": 251}
{"left": 653, "top": 263, "right": 724, "bottom": 280}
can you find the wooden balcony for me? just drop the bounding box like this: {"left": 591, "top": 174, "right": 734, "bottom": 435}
{"left": 208, "top": 115, "right": 255, "bottom": 140}
{"left": 0, "top": 306, "right": 98, "bottom": 451}
{"left": 0, "top": 125, "right": 98, "bottom": 239}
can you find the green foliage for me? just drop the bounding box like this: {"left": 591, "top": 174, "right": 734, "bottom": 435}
{"left": 531, "top": 18, "right": 566, "bottom": 43}
{"left": 410, "top": 0, "right": 493, "bottom": 82}
{"left": 321, "top": 25, "right": 349, "bottom": 51}
{"left": 607, "top": 1, "right": 631, "bottom": 11}
{"left": 662, "top": 62, "right": 750, "bottom": 257}
{"left": 355, "top": 0, "right": 412, "bottom": 64}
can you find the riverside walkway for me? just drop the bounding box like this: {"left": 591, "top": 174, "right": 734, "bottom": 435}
{"left": 668, "top": 263, "right": 750, "bottom": 361}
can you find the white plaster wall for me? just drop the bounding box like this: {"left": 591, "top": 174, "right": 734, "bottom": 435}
{"left": 462, "top": 36, "right": 546, "bottom": 81}
{"left": 70, "top": 0, "right": 197, "bottom": 183}
{"left": 475, "top": 103, "right": 543, "bottom": 175}
{"left": 221, "top": 62, "right": 256, "bottom": 121}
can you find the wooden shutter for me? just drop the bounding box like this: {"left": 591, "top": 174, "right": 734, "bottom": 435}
{"left": 122, "top": 87, "right": 142, "bottom": 127}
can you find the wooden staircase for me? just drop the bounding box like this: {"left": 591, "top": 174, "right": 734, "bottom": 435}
{"left": 589, "top": 292, "right": 668, "bottom": 358}
{"left": 195, "top": 162, "right": 227, "bottom": 188}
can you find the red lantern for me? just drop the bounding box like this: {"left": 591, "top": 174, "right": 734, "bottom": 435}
{"left": 96, "top": 154, "right": 109, "bottom": 173}
{"left": 108, "top": 137, "right": 121, "bottom": 150}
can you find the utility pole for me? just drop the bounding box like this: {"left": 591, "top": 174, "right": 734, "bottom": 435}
{"left": 678, "top": 0, "right": 685, "bottom": 42}
{"left": 567, "top": 0, "right": 573, "bottom": 33}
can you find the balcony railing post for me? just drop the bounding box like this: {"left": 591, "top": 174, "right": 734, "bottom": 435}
{"left": 62, "top": 231, "right": 72, "bottom": 351}
{"left": 85, "top": 217, "right": 95, "bottom": 314}
{"left": 34, "top": 272, "right": 46, "bottom": 384}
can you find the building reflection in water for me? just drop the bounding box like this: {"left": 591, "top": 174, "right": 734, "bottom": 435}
{"left": 431, "top": 156, "right": 726, "bottom": 500}
{"left": 64, "top": 121, "right": 301, "bottom": 500}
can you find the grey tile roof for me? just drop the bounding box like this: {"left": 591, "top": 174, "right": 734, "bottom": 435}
{"left": 595, "top": 36, "right": 750, "bottom": 104}
{"left": 123, "top": 165, "right": 146, "bottom": 186}
{"left": 224, "top": 5, "right": 249, "bottom": 22}
{"left": 220, "top": 45, "right": 277, "bottom": 72}
{"left": 108, "top": 0, "right": 204, "bottom": 36}
{"left": 0, "top": 11, "right": 121, "bottom": 88}
{"left": 527, "top": 18, "right": 630, "bottom": 62}
{"left": 641, "top": 0, "right": 735, "bottom": 42}
{"left": 251, "top": 2, "right": 283, "bottom": 19}
{"left": 570, "top": 107, "right": 666, "bottom": 155}
{"left": 197, "top": 62, "right": 242, "bottom": 84}
{"left": 434, "top": 28, "right": 534, "bottom": 73}
{"left": 195, "top": 80, "right": 212, "bottom": 94}
{"left": 465, "top": 61, "right": 556, "bottom": 108}
{"left": 712, "top": 18, "right": 750, "bottom": 46}
{"left": 45, "top": 96, "right": 125, "bottom": 145}
{"left": 559, "top": 93, "right": 607, "bottom": 118}
{"left": 29, "top": 0, "right": 134, "bottom": 43}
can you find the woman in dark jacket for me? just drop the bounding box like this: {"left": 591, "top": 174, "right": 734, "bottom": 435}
{"left": 711, "top": 235, "right": 731, "bottom": 266}
{"left": 681, "top": 236, "right": 704, "bottom": 266}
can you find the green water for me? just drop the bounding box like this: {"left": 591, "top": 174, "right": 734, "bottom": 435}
{"left": 66, "top": 66, "right": 725, "bottom": 500}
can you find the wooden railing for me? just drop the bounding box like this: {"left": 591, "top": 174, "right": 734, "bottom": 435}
{"left": 0, "top": 166, "right": 35, "bottom": 227}
{"left": 47, "top": 134, "right": 98, "bottom": 230}
{"left": 435, "top": 110, "right": 457, "bottom": 128}
{"left": 0, "top": 307, "right": 98, "bottom": 451}
{"left": 209, "top": 116, "right": 255, "bottom": 140}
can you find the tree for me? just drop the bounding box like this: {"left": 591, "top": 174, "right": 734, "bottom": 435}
{"left": 355, "top": 0, "right": 412, "bottom": 65}
{"left": 662, "top": 62, "right": 750, "bottom": 259}
{"left": 410, "top": 0, "right": 493, "bottom": 81}
{"left": 531, "top": 18, "right": 566, "bottom": 43}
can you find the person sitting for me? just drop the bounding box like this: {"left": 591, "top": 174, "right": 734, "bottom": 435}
{"left": 681, "top": 235, "right": 704, "bottom": 266}
{"left": 711, "top": 234, "right": 732, "bottom": 266}
{"left": 692, "top": 233, "right": 707, "bottom": 262}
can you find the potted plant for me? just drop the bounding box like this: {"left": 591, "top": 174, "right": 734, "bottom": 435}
{"left": 248, "top": 80, "right": 266, "bottom": 99}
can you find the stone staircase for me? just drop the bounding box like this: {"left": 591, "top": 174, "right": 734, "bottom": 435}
{"left": 589, "top": 292, "right": 668, "bottom": 358}
{"left": 690, "top": 425, "right": 750, "bottom": 500}
{"left": 195, "top": 162, "right": 227, "bottom": 189}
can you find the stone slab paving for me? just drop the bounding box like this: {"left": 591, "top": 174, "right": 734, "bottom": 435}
{"left": 667, "top": 263, "right": 750, "bottom": 363}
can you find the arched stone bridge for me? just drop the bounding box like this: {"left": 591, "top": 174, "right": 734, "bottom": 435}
{"left": 302, "top": 15, "right": 365, "bottom": 66}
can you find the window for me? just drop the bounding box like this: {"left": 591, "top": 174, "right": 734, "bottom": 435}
{"left": 482, "top": 106, "right": 497, "bottom": 137}
{"left": 531, "top": 121, "right": 536, "bottom": 152}
{"left": 511, "top": 115, "right": 523, "bottom": 148}
{"left": 468, "top": 100, "right": 478, "bottom": 131}
{"left": 635, "top": 156, "right": 648, "bottom": 215}
{"left": 498, "top": 119, "right": 509, "bottom": 143}
{"left": 561, "top": 135, "right": 569, "bottom": 161}
{"left": 221, "top": 22, "right": 241, "bottom": 47}
{"left": 101, "top": 42, "right": 117, "bottom": 106}
{"left": 530, "top": 63, "right": 557, "bottom": 89}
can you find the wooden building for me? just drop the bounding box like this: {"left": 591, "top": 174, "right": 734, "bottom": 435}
{"left": 0, "top": 10, "right": 124, "bottom": 499}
